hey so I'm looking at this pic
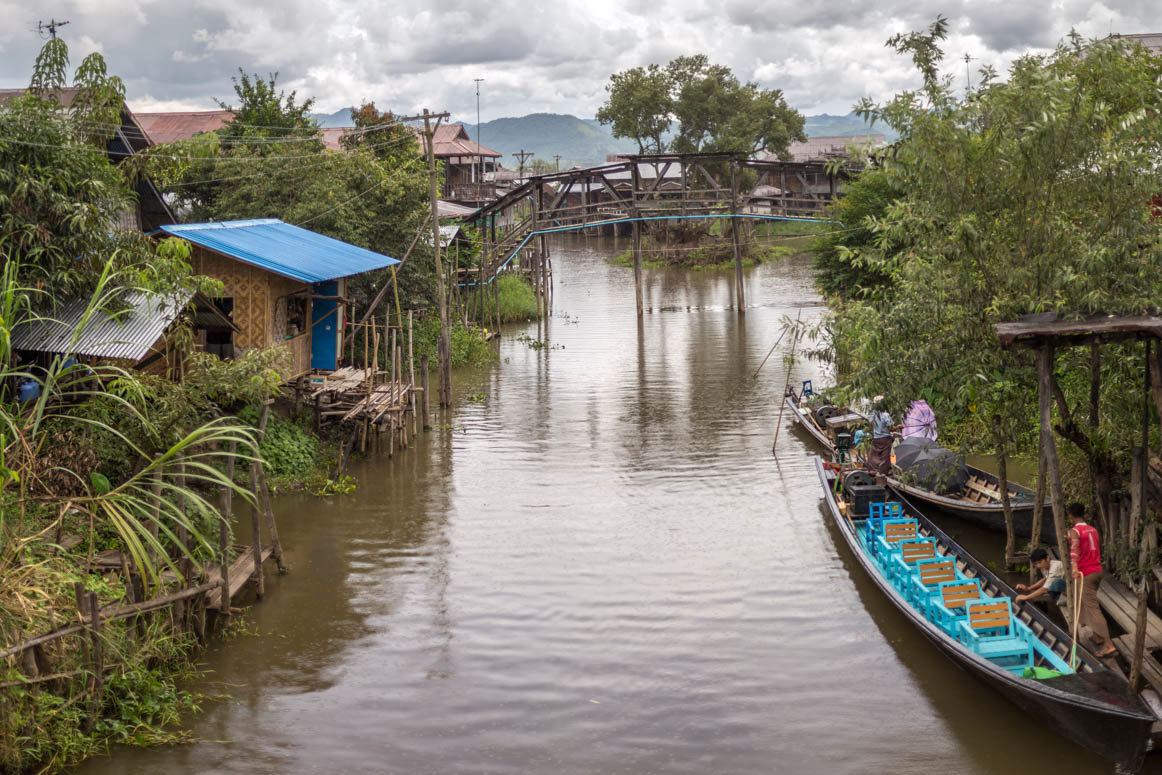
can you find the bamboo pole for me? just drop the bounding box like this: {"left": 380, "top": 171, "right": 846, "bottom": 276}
{"left": 255, "top": 402, "right": 283, "bottom": 571}
{"left": 248, "top": 450, "right": 264, "bottom": 599}
{"left": 408, "top": 310, "right": 417, "bottom": 437}
{"left": 217, "top": 441, "right": 237, "bottom": 620}
{"left": 88, "top": 591, "right": 103, "bottom": 729}
{"left": 421, "top": 354, "right": 431, "bottom": 430}
{"left": 423, "top": 109, "right": 452, "bottom": 409}
{"left": 771, "top": 309, "right": 802, "bottom": 455}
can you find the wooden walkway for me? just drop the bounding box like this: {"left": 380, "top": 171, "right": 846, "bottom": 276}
{"left": 1099, "top": 577, "right": 1162, "bottom": 651}
{"left": 205, "top": 544, "right": 275, "bottom": 610}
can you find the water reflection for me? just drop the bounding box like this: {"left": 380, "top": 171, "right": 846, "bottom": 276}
{"left": 74, "top": 239, "right": 1147, "bottom": 775}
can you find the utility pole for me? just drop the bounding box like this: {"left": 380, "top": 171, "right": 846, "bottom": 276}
{"left": 514, "top": 149, "right": 534, "bottom": 180}
{"left": 963, "top": 53, "right": 976, "bottom": 93}
{"left": 553, "top": 154, "right": 561, "bottom": 172}
{"left": 37, "top": 18, "right": 69, "bottom": 38}
{"left": 421, "top": 109, "right": 453, "bottom": 408}
{"left": 474, "top": 78, "right": 484, "bottom": 188}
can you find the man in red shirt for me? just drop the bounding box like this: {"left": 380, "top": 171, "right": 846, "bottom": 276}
{"left": 1068, "top": 502, "right": 1116, "bottom": 658}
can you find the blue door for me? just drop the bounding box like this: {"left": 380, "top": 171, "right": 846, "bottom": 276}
{"left": 311, "top": 281, "right": 339, "bottom": 370}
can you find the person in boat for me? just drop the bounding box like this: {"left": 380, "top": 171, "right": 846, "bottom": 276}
{"left": 1015, "top": 547, "right": 1065, "bottom": 606}
{"left": 1068, "top": 502, "right": 1116, "bottom": 658}
{"left": 866, "top": 395, "right": 899, "bottom": 476}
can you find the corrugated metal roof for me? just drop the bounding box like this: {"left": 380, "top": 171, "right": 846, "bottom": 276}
{"left": 160, "top": 219, "right": 399, "bottom": 283}
{"left": 134, "top": 110, "right": 233, "bottom": 145}
{"left": 437, "top": 199, "right": 477, "bottom": 219}
{"left": 11, "top": 290, "right": 191, "bottom": 361}
{"left": 439, "top": 224, "right": 461, "bottom": 246}
{"left": 760, "top": 134, "right": 887, "bottom": 163}
{"left": 408, "top": 123, "right": 501, "bottom": 158}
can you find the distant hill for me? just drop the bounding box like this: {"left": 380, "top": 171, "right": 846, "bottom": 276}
{"left": 310, "top": 108, "right": 354, "bottom": 128}
{"left": 309, "top": 109, "right": 898, "bottom": 164}
{"left": 803, "top": 113, "right": 898, "bottom": 141}
{"left": 467, "top": 113, "right": 638, "bottom": 168}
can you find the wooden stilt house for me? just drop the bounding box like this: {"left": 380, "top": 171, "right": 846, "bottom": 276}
{"left": 160, "top": 219, "right": 400, "bottom": 376}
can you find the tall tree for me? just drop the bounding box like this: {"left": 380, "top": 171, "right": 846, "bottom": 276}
{"left": 597, "top": 56, "right": 806, "bottom": 158}
{"left": 821, "top": 21, "right": 1162, "bottom": 541}
{"left": 595, "top": 64, "right": 671, "bottom": 154}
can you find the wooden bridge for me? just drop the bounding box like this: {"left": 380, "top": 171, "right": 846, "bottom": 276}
{"left": 459, "top": 152, "right": 857, "bottom": 319}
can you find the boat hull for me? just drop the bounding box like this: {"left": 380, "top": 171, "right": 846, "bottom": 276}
{"left": 785, "top": 396, "right": 1054, "bottom": 541}
{"left": 815, "top": 458, "right": 1153, "bottom": 769}
{"left": 887, "top": 479, "right": 1056, "bottom": 542}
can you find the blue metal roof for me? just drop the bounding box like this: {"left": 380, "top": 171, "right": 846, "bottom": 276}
{"left": 160, "top": 219, "right": 399, "bottom": 284}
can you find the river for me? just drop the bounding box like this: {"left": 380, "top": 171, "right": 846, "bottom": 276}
{"left": 76, "top": 235, "right": 1137, "bottom": 774}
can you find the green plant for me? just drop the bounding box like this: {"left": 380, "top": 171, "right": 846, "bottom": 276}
{"left": 312, "top": 474, "right": 357, "bottom": 496}
{"left": 494, "top": 273, "right": 538, "bottom": 322}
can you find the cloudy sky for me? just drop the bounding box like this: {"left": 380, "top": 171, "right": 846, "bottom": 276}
{"left": 0, "top": 1, "right": 1157, "bottom": 122}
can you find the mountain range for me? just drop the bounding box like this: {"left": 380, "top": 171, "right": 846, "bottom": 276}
{"left": 308, "top": 109, "right": 894, "bottom": 168}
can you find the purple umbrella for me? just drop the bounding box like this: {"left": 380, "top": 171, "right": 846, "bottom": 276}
{"left": 902, "top": 399, "right": 938, "bottom": 441}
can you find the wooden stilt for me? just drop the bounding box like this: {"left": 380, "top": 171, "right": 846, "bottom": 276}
{"left": 1037, "top": 346, "right": 1072, "bottom": 599}
{"left": 88, "top": 591, "right": 103, "bottom": 727}
{"left": 421, "top": 354, "right": 431, "bottom": 429}
{"left": 633, "top": 219, "right": 643, "bottom": 316}
{"left": 408, "top": 311, "right": 417, "bottom": 437}
{"left": 217, "top": 441, "right": 237, "bottom": 621}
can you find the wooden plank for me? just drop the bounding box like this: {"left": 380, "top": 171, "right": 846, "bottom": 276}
{"left": 1115, "top": 635, "right": 1162, "bottom": 695}
{"left": 205, "top": 545, "right": 274, "bottom": 609}
{"left": 1100, "top": 577, "right": 1162, "bottom": 651}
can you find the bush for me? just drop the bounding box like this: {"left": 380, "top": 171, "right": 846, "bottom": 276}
{"left": 237, "top": 404, "right": 318, "bottom": 481}
{"left": 414, "top": 317, "right": 496, "bottom": 368}
{"left": 495, "top": 273, "right": 538, "bottom": 322}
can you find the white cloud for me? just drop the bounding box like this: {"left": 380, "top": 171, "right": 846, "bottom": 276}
{"left": 0, "top": 0, "right": 1158, "bottom": 122}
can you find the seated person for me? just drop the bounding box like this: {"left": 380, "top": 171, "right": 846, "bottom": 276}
{"left": 1015, "top": 547, "right": 1065, "bottom": 606}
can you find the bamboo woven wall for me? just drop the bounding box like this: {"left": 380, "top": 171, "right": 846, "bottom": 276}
{"left": 191, "top": 247, "right": 309, "bottom": 352}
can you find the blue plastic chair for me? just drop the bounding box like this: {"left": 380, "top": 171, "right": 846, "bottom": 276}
{"left": 956, "top": 597, "right": 1034, "bottom": 671}
{"left": 875, "top": 519, "right": 919, "bottom": 560}
{"left": 931, "top": 579, "right": 982, "bottom": 635}
{"left": 907, "top": 556, "right": 960, "bottom": 614}
{"left": 889, "top": 538, "right": 937, "bottom": 586}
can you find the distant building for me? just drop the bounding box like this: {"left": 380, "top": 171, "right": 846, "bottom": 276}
{"left": 1106, "top": 33, "right": 1162, "bottom": 54}
{"left": 765, "top": 134, "right": 887, "bottom": 164}
{"left": 134, "top": 109, "right": 233, "bottom": 144}
{"left": 411, "top": 123, "right": 501, "bottom": 203}
{"left": 0, "top": 87, "right": 175, "bottom": 232}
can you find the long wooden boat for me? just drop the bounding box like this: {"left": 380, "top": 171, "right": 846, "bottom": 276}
{"left": 785, "top": 393, "right": 1052, "bottom": 540}
{"left": 815, "top": 456, "right": 1153, "bottom": 769}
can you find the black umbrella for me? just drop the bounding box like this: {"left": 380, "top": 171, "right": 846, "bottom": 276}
{"left": 894, "top": 437, "right": 968, "bottom": 495}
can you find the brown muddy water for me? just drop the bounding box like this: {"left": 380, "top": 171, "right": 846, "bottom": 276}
{"left": 76, "top": 236, "right": 1148, "bottom": 774}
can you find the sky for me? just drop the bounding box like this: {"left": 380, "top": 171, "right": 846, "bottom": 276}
{"left": 0, "top": 0, "right": 1158, "bottom": 123}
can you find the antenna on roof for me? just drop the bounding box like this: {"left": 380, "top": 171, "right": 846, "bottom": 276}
{"left": 37, "top": 18, "right": 69, "bottom": 39}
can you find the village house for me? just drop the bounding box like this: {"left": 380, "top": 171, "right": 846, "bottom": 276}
{"left": 0, "top": 88, "right": 176, "bottom": 232}
{"left": 159, "top": 218, "right": 400, "bottom": 376}
{"left": 10, "top": 289, "right": 236, "bottom": 385}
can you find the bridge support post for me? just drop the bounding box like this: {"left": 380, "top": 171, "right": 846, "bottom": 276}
{"left": 731, "top": 163, "right": 745, "bottom": 312}
{"left": 633, "top": 217, "right": 643, "bottom": 316}
{"left": 540, "top": 233, "right": 550, "bottom": 317}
